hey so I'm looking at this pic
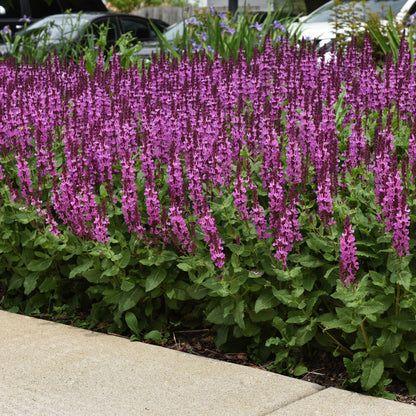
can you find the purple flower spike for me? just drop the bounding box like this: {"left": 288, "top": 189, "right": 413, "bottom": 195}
{"left": 339, "top": 216, "right": 359, "bottom": 286}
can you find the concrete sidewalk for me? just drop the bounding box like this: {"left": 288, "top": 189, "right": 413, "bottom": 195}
{"left": 1, "top": 310, "right": 415, "bottom": 416}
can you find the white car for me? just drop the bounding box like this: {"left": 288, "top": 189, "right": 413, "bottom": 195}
{"left": 295, "top": 0, "right": 416, "bottom": 49}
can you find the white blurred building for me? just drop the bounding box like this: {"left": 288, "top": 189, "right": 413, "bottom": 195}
{"left": 201, "top": 0, "right": 307, "bottom": 12}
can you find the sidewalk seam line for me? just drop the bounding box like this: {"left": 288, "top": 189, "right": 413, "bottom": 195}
{"left": 261, "top": 387, "right": 328, "bottom": 416}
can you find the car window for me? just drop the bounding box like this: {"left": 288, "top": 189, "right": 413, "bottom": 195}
{"left": 408, "top": 3, "right": 416, "bottom": 14}
{"left": 119, "top": 16, "right": 153, "bottom": 40}
{"left": 89, "top": 17, "right": 119, "bottom": 45}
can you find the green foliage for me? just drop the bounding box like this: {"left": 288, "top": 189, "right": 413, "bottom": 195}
{"left": 152, "top": 8, "right": 301, "bottom": 62}
{"left": 2, "top": 107, "right": 416, "bottom": 399}
{"left": 107, "top": 0, "right": 143, "bottom": 13}
{"left": 107, "top": 0, "right": 190, "bottom": 13}
{"left": 329, "top": 0, "right": 415, "bottom": 64}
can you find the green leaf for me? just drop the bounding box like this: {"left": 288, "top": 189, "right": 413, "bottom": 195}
{"left": 139, "top": 258, "right": 156, "bottom": 266}
{"left": 306, "top": 237, "right": 333, "bottom": 253}
{"left": 26, "top": 258, "right": 52, "bottom": 272}
{"left": 145, "top": 268, "right": 167, "bottom": 292}
{"left": 125, "top": 311, "right": 140, "bottom": 335}
{"left": 400, "top": 350, "right": 408, "bottom": 363}
{"left": 274, "top": 268, "right": 292, "bottom": 281}
{"left": 272, "top": 316, "right": 286, "bottom": 332}
{"left": 166, "top": 281, "right": 190, "bottom": 301}
{"left": 118, "top": 287, "right": 144, "bottom": 313}
{"left": 254, "top": 290, "right": 279, "bottom": 313}
{"left": 356, "top": 299, "right": 390, "bottom": 316}
{"left": 119, "top": 250, "right": 131, "bottom": 269}
{"left": 102, "top": 265, "right": 119, "bottom": 277}
{"left": 249, "top": 309, "right": 276, "bottom": 323}
{"left": 34, "top": 250, "right": 50, "bottom": 259}
{"left": 99, "top": 183, "right": 108, "bottom": 198}
{"left": 294, "top": 324, "right": 316, "bottom": 346}
{"left": 343, "top": 357, "right": 362, "bottom": 380}
{"left": 149, "top": 19, "right": 180, "bottom": 59}
{"left": 229, "top": 272, "right": 249, "bottom": 294}
{"left": 121, "top": 280, "right": 136, "bottom": 292}
{"left": 144, "top": 330, "right": 164, "bottom": 343}
{"left": 390, "top": 271, "right": 412, "bottom": 291}
{"left": 206, "top": 304, "right": 234, "bottom": 325}
{"left": 24, "top": 273, "right": 39, "bottom": 295}
{"left": 155, "top": 250, "right": 177, "bottom": 266}
{"left": 299, "top": 272, "right": 315, "bottom": 291}
{"left": 39, "top": 275, "right": 58, "bottom": 293}
{"left": 376, "top": 330, "right": 402, "bottom": 354}
{"left": 202, "top": 276, "right": 225, "bottom": 293}
{"left": 215, "top": 326, "right": 229, "bottom": 347}
{"left": 187, "top": 285, "right": 209, "bottom": 300}
{"left": 233, "top": 298, "right": 245, "bottom": 329}
{"left": 389, "top": 311, "right": 416, "bottom": 331}
{"left": 293, "top": 364, "right": 308, "bottom": 376}
{"left": 272, "top": 288, "right": 295, "bottom": 306}
{"left": 8, "top": 273, "right": 24, "bottom": 291}
{"left": 298, "top": 254, "right": 325, "bottom": 268}
{"left": 361, "top": 358, "right": 384, "bottom": 391}
{"left": 287, "top": 311, "right": 308, "bottom": 324}
{"left": 177, "top": 263, "right": 193, "bottom": 272}
{"left": 14, "top": 211, "right": 37, "bottom": 224}
{"left": 265, "top": 337, "right": 283, "bottom": 350}
{"left": 69, "top": 259, "right": 94, "bottom": 279}
{"left": 324, "top": 266, "right": 338, "bottom": 279}
{"left": 369, "top": 271, "right": 387, "bottom": 287}
{"left": 83, "top": 269, "right": 105, "bottom": 283}
{"left": 387, "top": 254, "right": 413, "bottom": 273}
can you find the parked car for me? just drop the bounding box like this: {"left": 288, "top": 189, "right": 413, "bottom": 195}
{"left": 0, "top": 0, "right": 107, "bottom": 33}
{"left": 0, "top": 12, "right": 169, "bottom": 55}
{"left": 295, "top": 0, "right": 416, "bottom": 49}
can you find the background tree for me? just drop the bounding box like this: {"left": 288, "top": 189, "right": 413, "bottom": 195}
{"left": 106, "top": 0, "right": 192, "bottom": 12}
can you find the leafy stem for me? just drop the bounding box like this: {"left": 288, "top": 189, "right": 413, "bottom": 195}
{"left": 320, "top": 325, "right": 353, "bottom": 357}
{"left": 360, "top": 319, "right": 370, "bottom": 351}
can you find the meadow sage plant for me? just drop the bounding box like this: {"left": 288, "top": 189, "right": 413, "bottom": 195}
{"left": 1, "top": 35, "right": 416, "bottom": 397}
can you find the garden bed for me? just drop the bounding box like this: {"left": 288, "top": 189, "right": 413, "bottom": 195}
{"left": 1, "top": 34, "right": 416, "bottom": 399}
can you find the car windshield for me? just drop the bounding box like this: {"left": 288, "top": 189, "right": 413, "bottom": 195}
{"left": 16, "top": 15, "right": 89, "bottom": 41}
{"left": 306, "top": 0, "right": 409, "bottom": 23}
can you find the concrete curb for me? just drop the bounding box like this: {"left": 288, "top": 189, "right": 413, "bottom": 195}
{"left": 1, "top": 310, "right": 415, "bottom": 416}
